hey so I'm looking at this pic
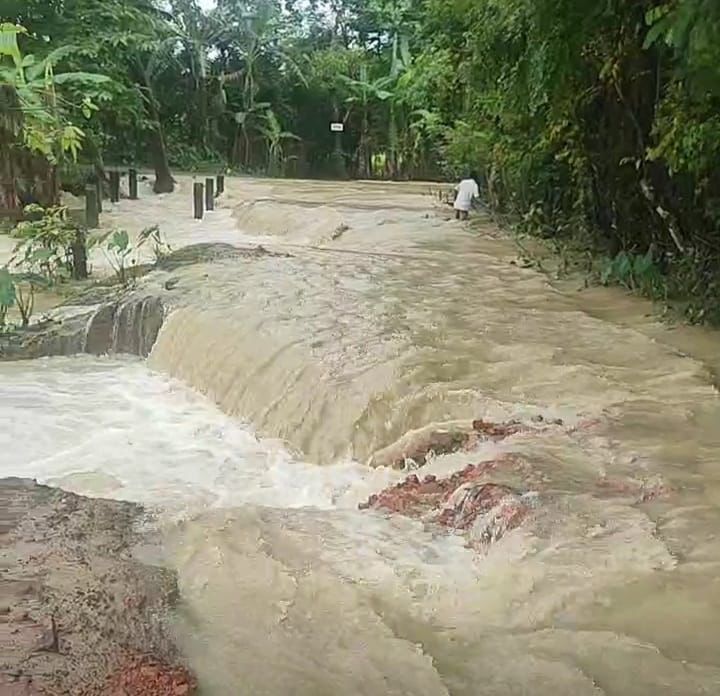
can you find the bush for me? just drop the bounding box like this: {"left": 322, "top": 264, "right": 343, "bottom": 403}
{"left": 11, "top": 205, "right": 88, "bottom": 282}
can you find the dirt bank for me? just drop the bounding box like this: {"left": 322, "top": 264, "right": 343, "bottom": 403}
{"left": 0, "top": 478, "right": 195, "bottom": 695}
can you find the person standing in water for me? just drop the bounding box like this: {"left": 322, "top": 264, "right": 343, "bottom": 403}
{"left": 453, "top": 172, "right": 480, "bottom": 220}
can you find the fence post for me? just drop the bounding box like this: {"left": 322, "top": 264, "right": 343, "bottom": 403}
{"left": 205, "top": 177, "right": 215, "bottom": 211}
{"left": 109, "top": 171, "right": 121, "bottom": 203}
{"left": 193, "top": 182, "right": 204, "bottom": 220}
{"left": 216, "top": 174, "right": 225, "bottom": 196}
{"left": 85, "top": 185, "right": 99, "bottom": 228}
{"left": 94, "top": 175, "right": 103, "bottom": 214}
{"left": 128, "top": 168, "right": 138, "bottom": 200}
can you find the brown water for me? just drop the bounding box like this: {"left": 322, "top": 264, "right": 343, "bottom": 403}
{"left": 3, "top": 177, "right": 720, "bottom": 694}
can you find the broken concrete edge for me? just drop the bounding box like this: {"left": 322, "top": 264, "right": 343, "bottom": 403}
{"left": 0, "top": 295, "right": 166, "bottom": 361}
{"left": 367, "top": 416, "right": 567, "bottom": 470}
{"left": 0, "top": 477, "right": 197, "bottom": 696}
{"left": 0, "top": 242, "right": 292, "bottom": 363}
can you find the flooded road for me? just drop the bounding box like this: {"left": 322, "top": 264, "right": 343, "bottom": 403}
{"left": 2, "top": 177, "right": 720, "bottom": 694}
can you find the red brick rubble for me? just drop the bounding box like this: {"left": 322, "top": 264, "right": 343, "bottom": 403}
{"left": 361, "top": 454, "right": 537, "bottom": 547}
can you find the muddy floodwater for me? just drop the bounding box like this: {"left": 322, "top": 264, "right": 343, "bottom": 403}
{"left": 2, "top": 177, "right": 720, "bottom": 694}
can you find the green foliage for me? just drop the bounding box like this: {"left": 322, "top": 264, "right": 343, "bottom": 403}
{"left": 138, "top": 223, "right": 172, "bottom": 262}
{"left": 0, "top": 267, "right": 16, "bottom": 329}
{"left": 166, "top": 142, "right": 227, "bottom": 172}
{"left": 99, "top": 224, "right": 170, "bottom": 286}
{"left": 102, "top": 228, "right": 133, "bottom": 286}
{"left": 408, "top": 0, "right": 720, "bottom": 322}
{"left": 258, "top": 109, "right": 300, "bottom": 176}
{"left": 644, "top": 1, "right": 720, "bottom": 95}
{"left": 600, "top": 250, "right": 666, "bottom": 299}
{"left": 14, "top": 280, "right": 36, "bottom": 327}
{"left": 0, "top": 22, "right": 108, "bottom": 163}
{"left": 11, "top": 205, "right": 83, "bottom": 283}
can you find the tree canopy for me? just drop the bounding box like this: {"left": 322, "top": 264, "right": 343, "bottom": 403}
{"left": 2, "top": 0, "right": 720, "bottom": 320}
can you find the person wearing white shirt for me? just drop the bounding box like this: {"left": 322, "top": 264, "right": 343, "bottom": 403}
{"left": 453, "top": 172, "right": 480, "bottom": 220}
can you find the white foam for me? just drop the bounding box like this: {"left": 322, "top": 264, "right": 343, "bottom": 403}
{"left": 0, "top": 355, "right": 399, "bottom": 514}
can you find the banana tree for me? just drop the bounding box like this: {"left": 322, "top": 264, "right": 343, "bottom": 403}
{"left": 341, "top": 66, "right": 393, "bottom": 178}
{"left": 0, "top": 23, "right": 109, "bottom": 208}
{"left": 170, "top": 0, "right": 227, "bottom": 147}
{"left": 257, "top": 109, "right": 299, "bottom": 176}
{"left": 230, "top": 100, "right": 270, "bottom": 168}
{"left": 219, "top": 9, "right": 306, "bottom": 169}
{"left": 59, "top": 1, "right": 180, "bottom": 193}
{"left": 407, "top": 108, "right": 444, "bottom": 178}
{"left": 369, "top": 0, "right": 413, "bottom": 177}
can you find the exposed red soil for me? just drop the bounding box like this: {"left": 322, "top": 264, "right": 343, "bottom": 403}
{"left": 362, "top": 440, "right": 670, "bottom": 549}
{"left": 104, "top": 653, "right": 197, "bottom": 696}
{"left": 0, "top": 478, "right": 195, "bottom": 696}
{"left": 361, "top": 454, "right": 535, "bottom": 547}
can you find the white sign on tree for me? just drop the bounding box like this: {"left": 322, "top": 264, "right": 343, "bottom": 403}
{"left": 330, "top": 122, "right": 344, "bottom": 132}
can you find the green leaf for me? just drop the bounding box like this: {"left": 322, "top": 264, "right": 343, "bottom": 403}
{"left": 0, "top": 23, "right": 25, "bottom": 69}
{"left": 108, "top": 229, "right": 130, "bottom": 253}
{"left": 643, "top": 18, "right": 671, "bottom": 49}
{"left": 52, "top": 72, "right": 111, "bottom": 86}
{"left": 29, "top": 248, "right": 55, "bottom": 263}
{"left": 0, "top": 267, "right": 16, "bottom": 307}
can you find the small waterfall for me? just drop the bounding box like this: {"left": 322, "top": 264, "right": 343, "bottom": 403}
{"left": 0, "top": 295, "right": 166, "bottom": 361}
{"left": 84, "top": 295, "right": 166, "bottom": 357}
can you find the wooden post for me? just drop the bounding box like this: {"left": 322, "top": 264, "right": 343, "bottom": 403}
{"left": 205, "top": 177, "right": 215, "bottom": 211}
{"left": 193, "top": 182, "right": 204, "bottom": 219}
{"left": 71, "top": 229, "right": 88, "bottom": 279}
{"left": 216, "top": 174, "right": 225, "bottom": 196}
{"left": 85, "top": 185, "right": 99, "bottom": 228}
{"left": 95, "top": 176, "right": 103, "bottom": 213}
{"left": 128, "top": 168, "right": 138, "bottom": 200}
{"left": 109, "top": 171, "right": 120, "bottom": 203}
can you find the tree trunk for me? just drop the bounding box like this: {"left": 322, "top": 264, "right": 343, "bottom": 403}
{"left": 35, "top": 158, "right": 59, "bottom": 207}
{"left": 149, "top": 124, "right": 174, "bottom": 194}
{"left": 197, "top": 77, "right": 208, "bottom": 149}
{"left": 0, "top": 85, "right": 21, "bottom": 212}
{"left": 388, "top": 103, "right": 398, "bottom": 180}
{"left": 242, "top": 125, "right": 251, "bottom": 169}
{"left": 0, "top": 148, "right": 18, "bottom": 211}
{"left": 358, "top": 107, "right": 371, "bottom": 179}
{"left": 138, "top": 70, "right": 174, "bottom": 194}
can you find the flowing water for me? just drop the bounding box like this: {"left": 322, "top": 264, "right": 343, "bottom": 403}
{"left": 2, "top": 178, "right": 720, "bottom": 694}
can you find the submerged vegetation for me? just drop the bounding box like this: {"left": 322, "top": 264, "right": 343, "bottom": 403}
{"left": 1, "top": 1, "right": 720, "bottom": 321}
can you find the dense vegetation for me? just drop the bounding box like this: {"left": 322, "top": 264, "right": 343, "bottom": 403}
{"left": 2, "top": 0, "right": 720, "bottom": 321}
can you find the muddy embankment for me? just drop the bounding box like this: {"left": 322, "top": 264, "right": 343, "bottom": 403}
{"left": 0, "top": 478, "right": 194, "bottom": 695}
